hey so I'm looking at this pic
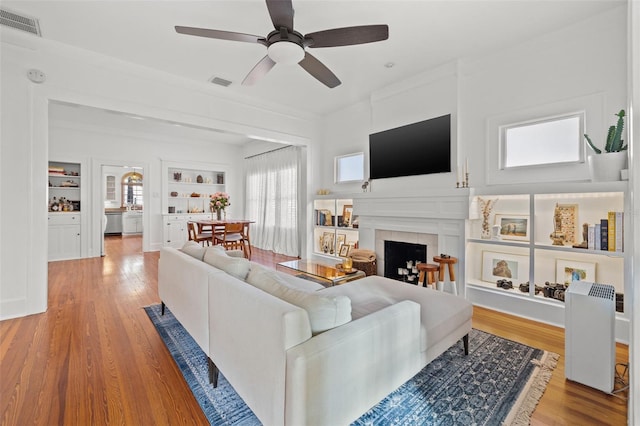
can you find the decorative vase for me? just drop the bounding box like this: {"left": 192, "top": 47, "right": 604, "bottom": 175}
{"left": 588, "top": 151, "right": 628, "bottom": 182}
{"left": 216, "top": 209, "right": 222, "bottom": 220}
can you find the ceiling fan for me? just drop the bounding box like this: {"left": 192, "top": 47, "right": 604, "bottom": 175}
{"left": 175, "top": 0, "right": 389, "bottom": 88}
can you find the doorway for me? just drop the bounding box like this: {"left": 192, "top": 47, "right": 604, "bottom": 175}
{"left": 100, "top": 163, "right": 146, "bottom": 257}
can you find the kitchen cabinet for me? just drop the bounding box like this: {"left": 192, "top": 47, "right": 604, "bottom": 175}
{"left": 122, "top": 213, "right": 143, "bottom": 235}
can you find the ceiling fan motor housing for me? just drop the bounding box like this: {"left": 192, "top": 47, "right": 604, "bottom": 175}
{"left": 266, "top": 28, "right": 306, "bottom": 65}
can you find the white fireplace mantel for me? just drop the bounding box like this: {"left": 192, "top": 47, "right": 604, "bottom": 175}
{"left": 351, "top": 189, "right": 470, "bottom": 289}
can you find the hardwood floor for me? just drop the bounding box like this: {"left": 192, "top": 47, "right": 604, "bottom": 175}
{"left": 0, "top": 236, "right": 628, "bottom": 425}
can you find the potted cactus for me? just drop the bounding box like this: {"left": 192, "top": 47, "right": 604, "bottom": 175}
{"left": 584, "top": 109, "right": 628, "bottom": 181}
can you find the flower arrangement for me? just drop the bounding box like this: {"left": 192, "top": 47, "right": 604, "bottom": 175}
{"left": 210, "top": 192, "right": 230, "bottom": 212}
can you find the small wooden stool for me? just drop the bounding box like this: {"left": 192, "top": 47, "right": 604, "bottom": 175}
{"left": 433, "top": 256, "right": 458, "bottom": 295}
{"left": 417, "top": 263, "right": 439, "bottom": 288}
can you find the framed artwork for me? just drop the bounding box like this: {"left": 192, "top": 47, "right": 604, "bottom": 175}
{"left": 482, "top": 251, "right": 529, "bottom": 283}
{"left": 556, "top": 204, "right": 578, "bottom": 245}
{"left": 342, "top": 205, "right": 353, "bottom": 227}
{"left": 337, "top": 233, "right": 346, "bottom": 251}
{"left": 339, "top": 244, "right": 351, "bottom": 257}
{"left": 555, "top": 259, "right": 596, "bottom": 285}
{"left": 320, "top": 232, "right": 335, "bottom": 254}
{"left": 494, "top": 214, "right": 529, "bottom": 241}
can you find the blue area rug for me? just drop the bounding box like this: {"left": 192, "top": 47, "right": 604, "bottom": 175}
{"left": 144, "top": 304, "right": 558, "bottom": 425}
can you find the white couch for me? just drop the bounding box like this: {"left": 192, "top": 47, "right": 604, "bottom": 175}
{"left": 158, "top": 244, "right": 472, "bottom": 426}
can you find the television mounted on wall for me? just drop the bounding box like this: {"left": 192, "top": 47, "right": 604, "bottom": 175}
{"left": 369, "top": 114, "right": 451, "bottom": 179}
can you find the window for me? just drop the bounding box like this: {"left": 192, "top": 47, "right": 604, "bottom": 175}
{"left": 121, "top": 171, "right": 143, "bottom": 208}
{"left": 335, "top": 152, "right": 364, "bottom": 183}
{"left": 501, "top": 113, "right": 584, "bottom": 169}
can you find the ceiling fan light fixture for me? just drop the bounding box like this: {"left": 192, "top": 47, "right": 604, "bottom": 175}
{"left": 267, "top": 41, "right": 304, "bottom": 65}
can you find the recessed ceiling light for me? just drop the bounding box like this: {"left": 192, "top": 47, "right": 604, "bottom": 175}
{"left": 384, "top": 62, "right": 395, "bottom": 68}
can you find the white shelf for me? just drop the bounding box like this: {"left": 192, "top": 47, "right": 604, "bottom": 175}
{"left": 466, "top": 188, "right": 628, "bottom": 320}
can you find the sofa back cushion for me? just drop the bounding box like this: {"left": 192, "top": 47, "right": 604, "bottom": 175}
{"left": 247, "top": 263, "right": 324, "bottom": 292}
{"left": 246, "top": 271, "right": 351, "bottom": 334}
{"left": 181, "top": 241, "right": 207, "bottom": 261}
{"left": 203, "top": 246, "right": 250, "bottom": 280}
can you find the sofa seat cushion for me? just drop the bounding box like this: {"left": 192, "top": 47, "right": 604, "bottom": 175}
{"left": 246, "top": 270, "right": 351, "bottom": 334}
{"left": 203, "top": 246, "right": 250, "bottom": 280}
{"left": 320, "top": 276, "right": 472, "bottom": 352}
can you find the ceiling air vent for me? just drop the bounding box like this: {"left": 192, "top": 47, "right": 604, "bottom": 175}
{"left": 0, "top": 8, "right": 41, "bottom": 36}
{"left": 209, "top": 76, "right": 232, "bottom": 87}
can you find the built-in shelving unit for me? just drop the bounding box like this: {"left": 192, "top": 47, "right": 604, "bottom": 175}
{"left": 313, "top": 198, "right": 359, "bottom": 259}
{"left": 161, "top": 161, "right": 227, "bottom": 248}
{"left": 466, "top": 182, "right": 629, "bottom": 341}
{"left": 48, "top": 161, "right": 82, "bottom": 261}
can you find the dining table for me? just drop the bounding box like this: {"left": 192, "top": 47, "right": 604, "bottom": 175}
{"left": 193, "top": 219, "right": 255, "bottom": 256}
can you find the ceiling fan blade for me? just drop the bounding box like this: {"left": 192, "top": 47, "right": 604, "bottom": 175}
{"left": 305, "top": 25, "right": 389, "bottom": 48}
{"left": 242, "top": 55, "right": 277, "bottom": 86}
{"left": 298, "top": 52, "right": 341, "bottom": 88}
{"left": 175, "top": 26, "right": 264, "bottom": 44}
{"left": 265, "top": 0, "right": 294, "bottom": 30}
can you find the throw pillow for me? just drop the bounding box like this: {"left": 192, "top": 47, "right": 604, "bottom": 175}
{"left": 203, "top": 247, "right": 250, "bottom": 280}
{"left": 246, "top": 272, "right": 351, "bottom": 334}
{"left": 180, "top": 241, "right": 206, "bottom": 261}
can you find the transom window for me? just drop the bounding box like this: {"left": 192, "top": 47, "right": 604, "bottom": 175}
{"left": 501, "top": 113, "right": 584, "bottom": 169}
{"left": 335, "top": 152, "right": 364, "bottom": 183}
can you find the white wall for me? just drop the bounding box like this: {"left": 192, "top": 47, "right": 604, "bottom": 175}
{"left": 0, "top": 29, "right": 317, "bottom": 320}
{"left": 50, "top": 120, "right": 245, "bottom": 256}
{"left": 318, "top": 6, "right": 627, "bottom": 193}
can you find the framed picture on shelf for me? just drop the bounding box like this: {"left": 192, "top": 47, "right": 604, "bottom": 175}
{"left": 482, "top": 251, "right": 529, "bottom": 283}
{"left": 494, "top": 214, "right": 530, "bottom": 241}
{"left": 320, "top": 232, "right": 335, "bottom": 254}
{"left": 555, "top": 259, "right": 596, "bottom": 285}
{"left": 556, "top": 204, "right": 578, "bottom": 245}
{"left": 339, "top": 244, "right": 351, "bottom": 257}
{"left": 342, "top": 205, "right": 353, "bottom": 227}
{"left": 337, "top": 233, "right": 346, "bottom": 251}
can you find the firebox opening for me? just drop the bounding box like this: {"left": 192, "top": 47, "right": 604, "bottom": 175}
{"left": 384, "top": 240, "right": 427, "bottom": 285}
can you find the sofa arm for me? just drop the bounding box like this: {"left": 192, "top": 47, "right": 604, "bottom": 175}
{"left": 158, "top": 247, "right": 224, "bottom": 355}
{"left": 285, "top": 300, "right": 423, "bottom": 426}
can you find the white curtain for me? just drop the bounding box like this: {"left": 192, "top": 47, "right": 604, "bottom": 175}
{"left": 245, "top": 146, "right": 300, "bottom": 256}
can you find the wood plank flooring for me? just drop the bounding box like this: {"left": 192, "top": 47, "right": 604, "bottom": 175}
{"left": 0, "top": 235, "right": 629, "bottom": 425}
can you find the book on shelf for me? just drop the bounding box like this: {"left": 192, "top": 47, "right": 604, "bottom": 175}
{"left": 600, "top": 219, "right": 608, "bottom": 251}
{"left": 594, "top": 223, "right": 601, "bottom": 251}
{"left": 608, "top": 211, "right": 616, "bottom": 251}
{"left": 587, "top": 225, "right": 595, "bottom": 250}
{"left": 615, "top": 211, "right": 624, "bottom": 253}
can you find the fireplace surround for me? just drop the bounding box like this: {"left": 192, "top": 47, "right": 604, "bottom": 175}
{"left": 351, "top": 189, "right": 469, "bottom": 290}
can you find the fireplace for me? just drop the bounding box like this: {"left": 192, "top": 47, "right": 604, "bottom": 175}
{"left": 384, "top": 240, "right": 427, "bottom": 285}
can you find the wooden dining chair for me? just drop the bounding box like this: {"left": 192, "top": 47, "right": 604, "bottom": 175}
{"left": 187, "top": 221, "right": 213, "bottom": 246}
{"left": 241, "top": 222, "right": 252, "bottom": 260}
{"left": 214, "top": 222, "right": 249, "bottom": 258}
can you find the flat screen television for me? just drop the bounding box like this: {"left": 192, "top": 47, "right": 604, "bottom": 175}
{"left": 369, "top": 114, "right": 451, "bottom": 179}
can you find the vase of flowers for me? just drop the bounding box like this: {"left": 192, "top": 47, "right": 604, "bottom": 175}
{"left": 210, "top": 192, "right": 230, "bottom": 220}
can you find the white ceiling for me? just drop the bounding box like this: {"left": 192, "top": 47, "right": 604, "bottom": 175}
{"left": 3, "top": 0, "right": 624, "bottom": 117}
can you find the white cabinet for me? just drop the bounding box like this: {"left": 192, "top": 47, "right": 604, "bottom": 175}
{"left": 466, "top": 182, "right": 629, "bottom": 339}
{"left": 48, "top": 214, "right": 81, "bottom": 261}
{"left": 313, "top": 198, "right": 359, "bottom": 258}
{"left": 162, "top": 214, "right": 210, "bottom": 248}
{"left": 122, "top": 213, "right": 143, "bottom": 235}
